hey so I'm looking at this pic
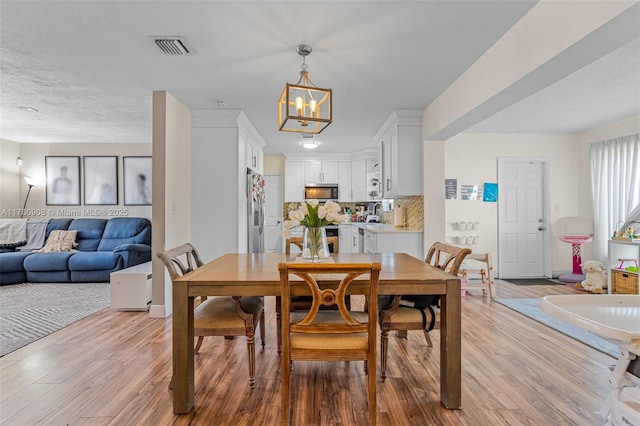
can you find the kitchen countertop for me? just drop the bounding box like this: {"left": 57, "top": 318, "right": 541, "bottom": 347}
{"left": 342, "top": 222, "right": 423, "bottom": 234}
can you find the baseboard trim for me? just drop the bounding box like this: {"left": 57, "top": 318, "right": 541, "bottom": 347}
{"left": 149, "top": 304, "right": 168, "bottom": 318}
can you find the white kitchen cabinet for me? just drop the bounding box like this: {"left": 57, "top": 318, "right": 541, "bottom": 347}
{"left": 363, "top": 229, "right": 423, "bottom": 260}
{"left": 339, "top": 224, "right": 353, "bottom": 253}
{"left": 244, "top": 134, "right": 263, "bottom": 174}
{"left": 375, "top": 110, "right": 423, "bottom": 198}
{"left": 285, "top": 161, "right": 305, "bottom": 202}
{"left": 304, "top": 161, "right": 338, "bottom": 184}
{"left": 351, "top": 159, "right": 366, "bottom": 201}
{"left": 338, "top": 162, "right": 352, "bottom": 202}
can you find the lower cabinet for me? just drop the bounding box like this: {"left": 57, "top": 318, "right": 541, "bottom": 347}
{"left": 339, "top": 224, "right": 353, "bottom": 253}
{"left": 363, "top": 230, "right": 423, "bottom": 260}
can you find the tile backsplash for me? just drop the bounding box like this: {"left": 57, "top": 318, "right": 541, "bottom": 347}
{"left": 381, "top": 196, "right": 423, "bottom": 228}
{"left": 283, "top": 196, "right": 424, "bottom": 229}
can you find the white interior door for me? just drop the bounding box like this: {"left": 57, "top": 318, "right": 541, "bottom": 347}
{"left": 498, "top": 160, "right": 548, "bottom": 278}
{"left": 265, "top": 174, "right": 283, "bottom": 253}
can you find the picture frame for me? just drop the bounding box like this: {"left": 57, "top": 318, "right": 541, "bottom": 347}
{"left": 45, "top": 156, "right": 81, "bottom": 206}
{"left": 123, "top": 156, "right": 152, "bottom": 205}
{"left": 83, "top": 156, "right": 118, "bottom": 205}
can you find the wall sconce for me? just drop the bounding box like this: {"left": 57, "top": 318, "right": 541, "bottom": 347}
{"left": 16, "top": 157, "right": 23, "bottom": 166}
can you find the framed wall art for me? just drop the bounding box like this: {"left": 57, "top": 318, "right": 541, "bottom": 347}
{"left": 123, "top": 156, "right": 152, "bottom": 205}
{"left": 83, "top": 156, "right": 118, "bottom": 205}
{"left": 45, "top": 156, "right": 81, "bottom": 205}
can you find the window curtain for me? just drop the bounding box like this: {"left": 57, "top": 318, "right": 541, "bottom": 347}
{"left": 590, "top": 133, "right": 640, "bottom": 263}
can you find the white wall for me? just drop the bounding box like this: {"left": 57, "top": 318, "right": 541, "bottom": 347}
{"left": 443, "top": 133, "right": 580, "bottom": 275}
{"left": 151, "top": 91, "right": 192, "bottom": 318}
{"left": 191, "top": 110, "right": 243, "bottom": 262}
{"left": 10, "top": 142, "right": 151, "bottom": 219}
{"left": 0, "top": 139, "right": 21, "bottom": 212}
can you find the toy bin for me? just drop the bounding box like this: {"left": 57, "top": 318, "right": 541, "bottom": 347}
{"left": 612, "top": 269, "right": 638, "bottom": 294}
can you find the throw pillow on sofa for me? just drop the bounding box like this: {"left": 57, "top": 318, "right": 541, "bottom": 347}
{"left": 36, "top": 230, "right": 78, "bottom": 252}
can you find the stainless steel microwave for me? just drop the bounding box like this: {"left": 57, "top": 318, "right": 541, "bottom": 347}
{"left": 304, "top": 184, "right": 339, "bottom": 201}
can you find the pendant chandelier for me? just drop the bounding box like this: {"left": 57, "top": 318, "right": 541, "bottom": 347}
{"left": 278, "top": 44, "right": 332, "bottom": 134}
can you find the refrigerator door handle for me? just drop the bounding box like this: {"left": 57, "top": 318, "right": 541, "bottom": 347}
{"left": 258, "top": 202, "right": 265, "bottom": 235}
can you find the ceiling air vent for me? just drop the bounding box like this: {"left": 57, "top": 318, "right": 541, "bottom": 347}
{"left": 152, "top": 37, "right": 192, "bottom": 55}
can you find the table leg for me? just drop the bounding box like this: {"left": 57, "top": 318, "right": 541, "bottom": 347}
{"left": 173, "top": 282, "right": 195, "bottom": 413}
{"left": 440, "top": 277, "right": 462, "bottom": 409}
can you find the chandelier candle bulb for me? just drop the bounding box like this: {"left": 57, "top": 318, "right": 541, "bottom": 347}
{"left": 296, "top": 97, "right": 304, "bottom": 115}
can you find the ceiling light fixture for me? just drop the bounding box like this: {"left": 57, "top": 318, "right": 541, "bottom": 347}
{"left": 300, "top": 135, "right": 321, "bottom": 149}
{"left": 278, "top": 44, "right": 332, "bottom": 134}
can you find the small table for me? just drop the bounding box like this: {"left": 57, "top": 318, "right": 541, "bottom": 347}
{"left": 109, "top": 262, "right": 152, "bottom": 311}
{"left": 540, "top": 294, "right": 640, "bottom": 422}
{"left": 172, "top": 252, "right": 462, "bottom": 414}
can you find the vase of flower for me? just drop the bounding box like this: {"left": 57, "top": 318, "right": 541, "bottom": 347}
{"left": 302, "top": 226, "right": 330, "bottom": 262}
{"left": 281, "top": 200, "right": 347, "bottom": 261}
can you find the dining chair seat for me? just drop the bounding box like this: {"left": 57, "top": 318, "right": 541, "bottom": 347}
{"left": 196, "top": 296, "right": 263, "bottom": 331}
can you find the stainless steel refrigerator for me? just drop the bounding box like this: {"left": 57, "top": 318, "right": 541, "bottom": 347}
{"left": 247, "top": 169, "right": 265, "bottom": 253}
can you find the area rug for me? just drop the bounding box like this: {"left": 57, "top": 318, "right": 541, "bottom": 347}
{"left": 502, "top": 278, "right": 564, "bottom": 285}
{"left": 0, "top": 282, "right": 110, "bottom": 357}
{"left": 495, "top": 298, "right": 619, "bottom": 358}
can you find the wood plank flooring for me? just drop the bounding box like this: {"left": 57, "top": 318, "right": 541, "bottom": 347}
{"left": 0, "top": 280, "right": 615, "bottom": 425}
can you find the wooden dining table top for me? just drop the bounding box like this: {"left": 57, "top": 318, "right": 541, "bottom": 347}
{"left": 174, "top": 252, "right": 458, "bottom": 296}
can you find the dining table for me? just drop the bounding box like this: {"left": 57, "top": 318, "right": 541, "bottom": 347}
{"left": 171, "top": 252, "right": 461, "bottom": 414}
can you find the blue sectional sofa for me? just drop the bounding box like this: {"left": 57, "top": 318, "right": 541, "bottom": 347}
{"left": 0, "top": 217, "right": 151, "bottom": 285}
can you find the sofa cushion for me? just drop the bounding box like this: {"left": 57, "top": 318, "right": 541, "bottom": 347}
{"left": 97, "top": 217, "right": 151, "bottom": 251}
{"left": 68, "top": 219, "right": 108, "bottom": 251}
{"left": 26, "top": 270, "right": 70, "bottom": 283}
{"left": 45, "top": 218, "right": 73, "bottom": 237}
{"left": 0, "top": 251, "right": 33, "bottom": 272}
{"left": 24, "top": 252, "right": 75, "bottom": 272}
{"left": 68, "top": 252, "right": 122, "bottom": 271}
{"left": 36, "top": 230, "right": 78, "bottom": 252}
{"left": 0, "top": 271, "right": 26, "bottom": 285}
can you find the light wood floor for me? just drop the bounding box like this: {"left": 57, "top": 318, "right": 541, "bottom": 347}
{"left": 0, "top": 280, "right": 615, "bottom": 425}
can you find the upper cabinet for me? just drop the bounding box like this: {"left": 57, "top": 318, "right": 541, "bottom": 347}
{"left": 351, "top": 159, "right": 366, "bottom": 201}
{"left": 375, "top": 110, "right": 423, "bottom": 198}
{"left": 245, "top": 136, "right": 263, "bottom": 173}
{"left": 338, "top": 162, "right": 352, "bottom": 202}
{"left": 284, "top": 161, "right": 305, "bottom": 202}
{"left": 304, "top": 161, "right": 338, "bottom": 183}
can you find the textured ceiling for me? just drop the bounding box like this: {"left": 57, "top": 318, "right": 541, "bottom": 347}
{"left": 0, "top": 1, "right": 638, "bottom": 155}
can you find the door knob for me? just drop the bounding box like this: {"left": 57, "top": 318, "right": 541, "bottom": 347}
{"left": 538, "top": 226, "right": 546, "bottom": 231}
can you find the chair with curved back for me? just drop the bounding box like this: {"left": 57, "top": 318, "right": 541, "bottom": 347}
{"left": 279, "top": 262, "right": 380, "bottom": 425}
{"left": 157, "top": 243, "right": 265, "bottom": 388}
{"left": 275, "top": 235, "right": 341, "bottom": 355}
{"left": 377, "top": 241, "right": 471, "bottom": 381}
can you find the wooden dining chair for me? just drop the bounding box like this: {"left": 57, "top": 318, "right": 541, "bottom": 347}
{"left": 278, "top": 262, "right": 380, "bottom": 426}
{"left": 276, "top": 235, "right": 342, "bottom": 355}
{"left": 157, "top": 243, "right": 265, "bottom": 388}
{"left": 377, "top": 241, "right": 471, "bottom": 381}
